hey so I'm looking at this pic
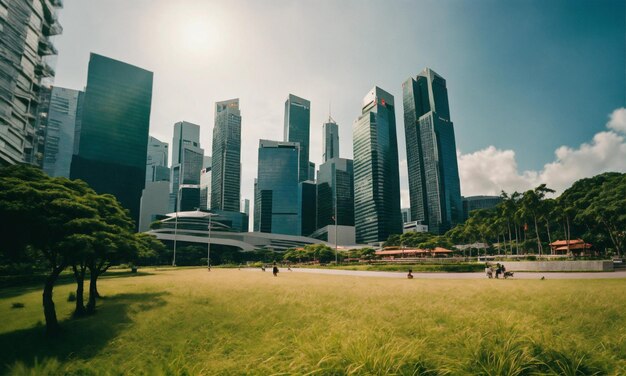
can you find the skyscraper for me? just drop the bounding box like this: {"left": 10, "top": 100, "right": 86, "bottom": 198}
{"left": 200, "top": 157, "right": 212, "bottom": 210}
{"left": 403, "top": 68, "right": 462, "bottom": 234}
{"left": 70, "top": 53, "right": 153, "bottom": 227}
{"left": 42, "top": 87, "right": 83, "bottom": 178}
{"left": 211, "top": 98, "right": 241, "bottom": 212}
{"left": 145, "top": 136, "right": 169, "bottom": 182}
{"left": 170, "top": 121, "right": 203, "bottom": 212}
{"left": 0, "top": 0, "right": 62, "bottom": 166}
{"left": 298, "top": 180, "right": 317, "bottom": 236}
{"left": 322, "top": 118, "right": 339, "bottom": 162}
{"left": 284, "top": 94, "right": 311, "bottom": 182}
{"left": 317, "top": 157, "right": 354, "bottom": 229}
{"left": 254, "top": 140, "right": 300, "bottom": 235}
{"left": 353, "top": 87, "right": 402, "bottom": 244}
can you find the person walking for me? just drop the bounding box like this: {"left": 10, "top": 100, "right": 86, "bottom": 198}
{"left": 272, "top": 265, "right": 279, "bottom": 277}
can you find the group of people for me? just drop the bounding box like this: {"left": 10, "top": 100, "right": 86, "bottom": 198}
{"left": 485, "top": 263, "right": 509, "bottom": 279}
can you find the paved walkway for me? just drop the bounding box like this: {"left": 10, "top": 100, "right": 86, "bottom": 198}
{"left": 246, "top": 267, "right": 626, "bottom": 280}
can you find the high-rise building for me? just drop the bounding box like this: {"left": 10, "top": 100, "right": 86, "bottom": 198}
{"left": 353, "top": 87, "right": 402, "bottom": 244}
{"left": 401, "top": 208, "right": 411, "bottom": 224}
{"left": 322, "top": 118, "right": 339, "bottom": 162}
{"left": 254, "top": 140, "right": 300, "bottom": 235}
{"left": 298, "top": 180, "right": 317, "bottom": 236}
{"left": 211, "top": 98, "right": 241, "bottom": 212}
{"left": 200, "top": 157, "right": 212, "bottom": 210}
{"left": 462, "top": 195, "right": 501, "bottom": 220}
{"left": 146, "top": 136, "right": 169, "bottom": 182}
{"left": 70, "top": 53, "right": 153, "bottom": 227}
{"left": 317, "top": 157, "right": 354, "bottom": 229}
{"left": 403, "top": 68, "right": 462, "bottom": 234}
{"left": 308, "top": 161, "right": 315, "bottom": 182}
{"left": 42, "top": 87, "right": 83, "bottom": 177}
{"left": 284, "top": 94, "right": 311, "bottom": 182}
{"left": 0, "top": 0, "right": 63, "bottom": 166}
{"left": 170, "top": 121, "right": 203, "bottom": 212}
{"left": 240, "top": 198, "right": 250, "bottom": 216}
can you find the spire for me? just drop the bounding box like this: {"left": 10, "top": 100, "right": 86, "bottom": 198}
{"left": 328, "top": 101, "right": 336, "bottom": 124}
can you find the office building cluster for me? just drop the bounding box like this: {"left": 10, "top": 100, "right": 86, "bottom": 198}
{"left": 0, "top": 1, "right": 466, "bottom": 245}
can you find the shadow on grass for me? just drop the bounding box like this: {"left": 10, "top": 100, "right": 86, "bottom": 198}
{"left": 0, "top": 291, "right": 167, "bottom": 372}
{"left": 0, "top": 270, "right": 155, "bottom": 299}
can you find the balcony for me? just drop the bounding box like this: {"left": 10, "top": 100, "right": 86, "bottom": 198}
{"left": 38, "top": 36, "right": 58, "bottom": 56}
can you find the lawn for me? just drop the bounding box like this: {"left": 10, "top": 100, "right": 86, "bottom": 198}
{"left": 1, "top": 268, "right": 625, "bottom": 375}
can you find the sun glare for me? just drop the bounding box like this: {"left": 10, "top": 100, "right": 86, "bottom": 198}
{"left": 181, "top": 18, "right": 214, "bottom": 51}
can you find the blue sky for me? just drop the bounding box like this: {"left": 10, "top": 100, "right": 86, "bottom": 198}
{"left": 53, "top": 0, "right": 625, "bottom": 204}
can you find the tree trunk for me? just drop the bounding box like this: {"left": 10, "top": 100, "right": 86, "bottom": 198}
{"left": 72, "top": 265, "right": 86, "bottom": 317}
{"left": 545, "top": 220, "right": 552, "bottom": 254}
{"left": 43, "top": 266, "right": 64, "bottom": 336}
{"left": 507, "top": 222, "right": 513, "bottom": 254}
{"left": 534, "top": 215, "right": 542, "bottom": 256}
{"left": 86, "top": 268, "right": 98, "bottom": 314}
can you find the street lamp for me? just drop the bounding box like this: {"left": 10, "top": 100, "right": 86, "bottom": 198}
{"left": 206, "top": 213, "right": 219, "bottom": 271}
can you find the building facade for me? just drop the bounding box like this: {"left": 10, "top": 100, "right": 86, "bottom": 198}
{"left": 170, "top": 121, "right": 203, "bottom": 212}
{"left": 200, "top": 157, "right": 212, "bottom": 211}
{"left": 254, "top": 140, "right": 300, "bottom": 235}
{"left": 317, "top": 157, "right": 354, "bottom": 229}
{"left": 0, "top": 0, "right": 63, "bottom": 166}
{"left": 146, "top": 136, "right": 169, "bottom": 182}
{"left": 70, "top": 53, "right": 153, "bottom": 227}
{"left": 283, "top": 94, "right": 311, "bottom": 182}
{"left": 322, "top": 118, "right": 339, "bottom": 162}
{"left": 353, "top": 87, "right": 402, "bottom": 244}
{"left": 42, "top": 87, "right": 82, "bottom": 177}
{"left": 462, "top": 195, "right": 502, "bottom": 220}
{"left": 298, "top": 180, "right": 317, "bottom": 236}
{"left": 403, "top": 68, "right": 462, "bottom": 234}
{"left": 211, "top": 98, "right": 241, "bottom": 212}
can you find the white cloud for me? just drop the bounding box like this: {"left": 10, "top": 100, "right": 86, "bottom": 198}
{"left": 458, "top": 108, "right": 626, "bottom": 196}
{"left": 608, "top": 108, "right": 626, "bottom": 133}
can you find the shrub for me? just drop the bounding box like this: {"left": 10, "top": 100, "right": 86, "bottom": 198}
{"left": 11, "top": 302, "right": 24, "bottom": 309}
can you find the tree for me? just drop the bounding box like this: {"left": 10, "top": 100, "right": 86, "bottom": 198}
{"left": 0, "top": 165, "right": 98, "bottom": 334}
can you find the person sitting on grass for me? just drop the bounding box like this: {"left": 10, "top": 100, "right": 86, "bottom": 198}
{"left": 407, "top": 269, "right": 414, "bottom": 279}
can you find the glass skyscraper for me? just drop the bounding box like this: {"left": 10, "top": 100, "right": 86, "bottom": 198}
{"left": 0, "top": 0, "right": 62, "bottom": 166}
{"left": 211, "top": 98, "right": 241, "bottom": 212}
{"left": 254, "top": 140, "right": 300, "bottom": 235}
{"left": 145, "top": 136, "right": 169, "bottom": 182}
{"left": 42, "top": 87, "right": 83, "bottom": 178}
{"left": 284, "top": 94, "right": 311, "bottom": 182}
{"left": 353, "top": 87, "right": 402, "bottom": 244}
{"left": 322, "top": 118, "right": 339, "bottom": 163}
{"left": 317, "top": 157, "right": 354, "bottom": 229}
{"left": 403, "top": 68, "right": 462, "bottom": 234}
{"left": 70, "top": 53, "right": 153, "bottom": 227}
{"left": 298, "top": 180, "right": 317, "bottom": 236}
{"left": 170, "top": 121, "right": 203, "bottom": 212}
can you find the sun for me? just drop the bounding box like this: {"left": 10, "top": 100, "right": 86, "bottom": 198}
{"left": 181, "top": 18, "right": 214, "bottom": 51}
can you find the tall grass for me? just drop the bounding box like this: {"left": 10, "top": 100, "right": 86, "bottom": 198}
{"left": 0, "top": 268, "right": 624, "bottom": 374}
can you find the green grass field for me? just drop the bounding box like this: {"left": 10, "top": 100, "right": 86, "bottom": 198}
{"left": 1, "top": 268, "right": 625, "bottom": 375}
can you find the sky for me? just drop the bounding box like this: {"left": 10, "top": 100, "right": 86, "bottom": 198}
{"left": 52, "top": 0, "right": 626, "bottom": 214}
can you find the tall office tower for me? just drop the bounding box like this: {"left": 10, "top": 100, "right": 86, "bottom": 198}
{"left": 353, "top": 87, "right": 402, "bottom": 244}
{"left": 170, "top": 121, "right": 203, "bottom": 211}
{"left": 200, "top": 157, "right": 212, "bottom": 210}
{"left": 240, "top": 198, "right": 250, "bottom": 216}
{"left": 211, "top": 98, "right": 241, "bottom": 211}
{"left": 0, "top": 0, "right": 63, "bottom": 166}
{"left": 317, "top": 157, "right": 354, "bottom": 229}
{"left": 298, "top": 181, "right": 317, "bottom": 236}
{"left": 42, "top": 87, "right": 83, "bottom": 177}
{"left": 145, "top": 136, "right": 169, "bottom": 182}
{"left": 70, "top": 53, "right": 153, "bottom": 227}
{"left": 254, "top": 140, "right": 300, "bottom": 235}
{"left": 308, "top": 161, "right": 315, "bottom": 181}
{"left": 403, "top": 68, "right": 462, "bottom": 234}
{"left": 284, "top": 94, "right": 311, "bottom": 182}
{"left": 401, "top": 208, "right": 411, "bottom": 223}
{"left": 322, "top": 118, "right": 339, "bottom": 162}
